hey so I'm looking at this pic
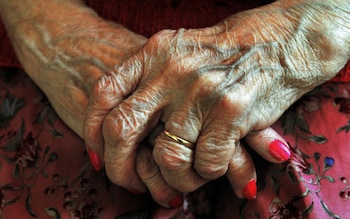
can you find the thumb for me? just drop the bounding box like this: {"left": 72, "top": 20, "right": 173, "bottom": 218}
{"left": 84, "top": 55, "right": 144, "bottom": 170}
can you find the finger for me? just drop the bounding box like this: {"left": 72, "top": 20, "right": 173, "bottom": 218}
{"left": 193, "top": 114, "right": 239, "bottom": 181}
{"left": 102, "top": 86, "right": 162, "bottom": 192}
{"left": 136, "top": 146, "right": 184, "bottom": 208}
{"left": 153, "top": 109, "right": 208, "bottom": 192}
{"left": 192, "top": 89, "right": 251, "bottom": 181}
{"left": 84, "top": 74, "right": 119, "bottom": 171}
{"left": 84, "top": 62, "right": 144, "bottom": 170}
{"left": 226, "top": 142, "right": 257, "bottom": 200}
{"left": 245, "top": 127, "right": 291, "bottom": 163}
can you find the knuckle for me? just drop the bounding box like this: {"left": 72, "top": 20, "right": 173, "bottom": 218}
{"left": 91, "top": 74, "right": 111, "bottom": 97}
{"left": 103, "top": 116, "right": 121, "bottom": 136}
{"left": 229, "top": 147, "right": 253, "bottom": 172}
{"left": 89, "top": 74, "right": 123, "bottom": 108}
{"left": 153, "top": 147, "right": 189, "bottom": 173}
{"left": 193, "top": 70, "right": 221, "bottom": 93}
{"left": 227, "top": 159, "right": 253, "bottom": 180}
{"left": 102, "top": 112, "right": 133, "bottom": 144}
{"left": 158, "top": 154, "right": 185, "bottom": 172}
{"left": 190, "top": 68, "right": 239, "bottom": 104}
{"left": 195, "top": 159, "right": 228, "bottom": 180}
{"left": 147, "top": 29, "right": 175, "bottom": 48}
{"left": 218, "top": 93, "right": 244, "bottom": 112}
{"left": 139, "top": 167, "right": 159, "bottom": 185}
{"left": 194, "top": 142, "right": 232, "bottom": 179}
{"left": 105, "top": 164, "right": 128, "bottom": 186}
{"left": 92, "top": 70, "right": 134, "bottom": 104}
{"left": 103, "top": 106, "right": 128, "bottom": 129}
{"left": 136, "top": 150, "right": 159, "bottom": 182}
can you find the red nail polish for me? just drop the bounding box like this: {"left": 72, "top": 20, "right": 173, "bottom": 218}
{"left": 128, "top": 189, "right": 143, "bottom": 195}
{"left": 169, "top": 195, "right": 183, "bottom": 208}
{"left": 88, "top": 150, "right": 103, "bottom": 171}
{"left": 243, "top": 179, "right": 257, "bottom": 200}
{"left": 269, "top": 139, "right": 291, "bottom": 161}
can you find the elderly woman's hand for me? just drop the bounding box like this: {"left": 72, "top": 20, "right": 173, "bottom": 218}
{"left": 0, "top": 0, "right": 147, "bottom": 136}
{"left": 133, "top": 126, "right": 289, "bottom": 207}
{"left": 0, "top": 0, "right": 288, "bottom": 208}
{"left": 84, "top": 0, "right": 350, "bottom": 205}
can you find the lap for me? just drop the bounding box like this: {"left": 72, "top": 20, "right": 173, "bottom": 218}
{"left": 1, "top": 67, "right": 349, "bottom": 218}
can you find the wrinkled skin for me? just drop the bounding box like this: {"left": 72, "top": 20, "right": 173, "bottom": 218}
{"left": 84, "top": 0, "right": 350, "bottom": 206}
{"left": 0, "top": 0, "right": 291, "bottom": 208}
{"left": 0, "top": 0, "right": 148, "bottom": 136}
{"left": 1, "top": 0, "right": 349, "bottom": 209}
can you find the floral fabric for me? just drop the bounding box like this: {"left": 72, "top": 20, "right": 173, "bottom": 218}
{"left": 1, "top": 0, "right": 350, "bottom": 218}
{"left": 1, "top": 66, "right": 350, "bottom": 219}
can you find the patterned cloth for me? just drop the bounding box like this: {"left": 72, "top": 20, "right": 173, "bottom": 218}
{"left": 1, "top": 67, "right": 350, "bottom": 219}
{"left": 1, "top": 0, "right": 350, "bottom": 218}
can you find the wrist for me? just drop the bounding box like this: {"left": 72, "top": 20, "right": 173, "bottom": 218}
{"left": 0, "top": 0, "right": 147, "bottom": 137}
{"left": 0, "top": 0, "right": 89, "bottom": 26}
{"left": 1, "top": 0, "right": 146, "bottom": 87}
{"left": 215, "top": 0, "right": 349, "bottom": 82}
{"left": 278, "top": 0, "right": 350, "bottom": 77}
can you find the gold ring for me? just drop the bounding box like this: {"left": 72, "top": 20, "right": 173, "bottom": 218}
{"left": 163, "top": 130, "right": 195, "bottom": 149}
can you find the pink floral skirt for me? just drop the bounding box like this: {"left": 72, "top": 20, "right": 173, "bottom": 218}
{"left": 1, "top": 65, "right": 350, "bottom": 219}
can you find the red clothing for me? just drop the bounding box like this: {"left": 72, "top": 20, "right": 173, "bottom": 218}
{"left": 0, "top": 0, "right": 349, "bottom": 82}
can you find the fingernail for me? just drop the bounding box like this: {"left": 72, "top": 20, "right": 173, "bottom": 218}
{"left": 269, "top": 139, "right": 291, "bottom": 161}
{"left": 169, "top": 195, "right": 183, "bottom": 208}
{"left": 242, "top": 179, "right": 257, "bottom": 200}
{"left": 87, "top": 150, "right": 103, "bottom": 171}
{"left": 128, "top": 189, "right": 143, "bottom": 195}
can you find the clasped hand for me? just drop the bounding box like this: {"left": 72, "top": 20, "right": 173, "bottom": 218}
{"left": 2, "top": 0, "right": 348, "bottom": 210}
{"left": 82, "top": 5, "right": 335, "bottom": 207}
